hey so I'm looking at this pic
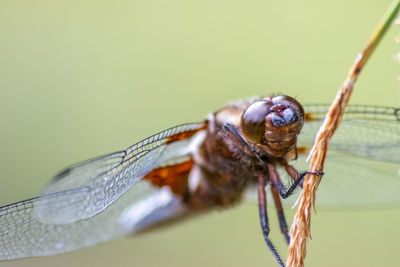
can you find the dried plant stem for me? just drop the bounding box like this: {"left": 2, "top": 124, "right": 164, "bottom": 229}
{"left": 286, "top": 1, "right": 400, "bottom": 267}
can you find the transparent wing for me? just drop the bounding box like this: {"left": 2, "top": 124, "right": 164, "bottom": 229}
{"left": 0, "top": 179, "right": 156, "bottom": 260}
{"left": 287, "top": 105, "right": 400, "bottom": 208}
{"left": 0, "top": 122, "right": 206, "bottom": 260}
{"left": 34, "top": 123, "right": 205, "bottom": 224}
{"left": 301, "top": 105, "right": 400, "bottom": 162}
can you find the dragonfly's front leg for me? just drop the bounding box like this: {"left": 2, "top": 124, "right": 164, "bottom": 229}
{"left": 268, "top": 162, "right": 323, "bottom": 199}
{"left": 267, "top": 162, "right": 304, "bottom": 199}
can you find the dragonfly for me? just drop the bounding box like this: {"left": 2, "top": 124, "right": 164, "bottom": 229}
{"left": 0, "top": 95, "right": 399, "bottom": 267}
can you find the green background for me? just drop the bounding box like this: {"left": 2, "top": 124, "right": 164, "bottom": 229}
{"left": 1, "top": 0, "right": 400, "bottom": 266}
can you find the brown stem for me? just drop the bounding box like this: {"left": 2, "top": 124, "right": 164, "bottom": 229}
{"left": 286, "top": 1, "right": 400, "bottom": 266}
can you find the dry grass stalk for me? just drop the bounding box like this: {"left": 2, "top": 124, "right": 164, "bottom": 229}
{"left": 286, "top": 2, "right": 400, "bottom": 266}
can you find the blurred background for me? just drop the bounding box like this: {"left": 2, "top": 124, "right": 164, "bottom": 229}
{"left": 1, "top": 0, "right": 399, "bottom": 266}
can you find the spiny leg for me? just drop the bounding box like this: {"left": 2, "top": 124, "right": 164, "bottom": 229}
{"left": 258, "top": 174, "right": 285, "bottom": 267}
{"left": 270, "top": 185, "right": 290, "bottom": 245}
{"left": 280, "top": 159, "right": 324, "bottom": 190}
{"left": 267, "top": 162, "right": 303, "bottom": 199}
{"left": 280, "top": 159, "right": 304, "bottom": 188}
{"left": 267, "top": 163, "right": 322, "bottom": 199}
{"left": 223, "top": 123, "right": 265, "bottom": 166}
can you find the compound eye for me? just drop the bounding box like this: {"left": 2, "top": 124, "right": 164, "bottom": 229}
{"left": 240, "top": 101, "right": 270, "bottom": 144}
{"left": 272, "top": 95, "right": 304, "bottom": 122}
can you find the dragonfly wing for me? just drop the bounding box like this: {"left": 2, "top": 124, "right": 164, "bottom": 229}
{"left": 310, "top": 151, "right": 400, "bottom": 208}
{"left": 288, "top": 105, "right": 400, "bottom": 208}
{"left": 301, "top": 105, "right": 400, "bottom": 162}
{"left": 0, "top": 179, "right": 180, "bottom": 260}
{"left": 0, "top": 122, "right": 207, "bottom": 260}
{"left": 34, "top": 123, "right": 206, "bottom": 225}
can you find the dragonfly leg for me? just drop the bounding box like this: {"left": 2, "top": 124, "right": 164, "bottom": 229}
{"left": 270, "top": 185, "right": 290, "bottom": 244}
{"left": 269, "top": 163, "right": 323, "bottom": 199}
{"left": 258, "top": 174, "right": 285, "bottom": 267}
{"left": 267, "top": 162, "right": 303, "bottom": 199}
{"left": 280, "top": 160, "right": 304, "bottom": 188}
{"left": 223, "top": 123, "right": 266, "bottom": 167}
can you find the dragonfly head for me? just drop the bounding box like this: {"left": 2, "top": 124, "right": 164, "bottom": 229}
{"left": 240, "top": 95, "right": 304, "bottom": 158}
